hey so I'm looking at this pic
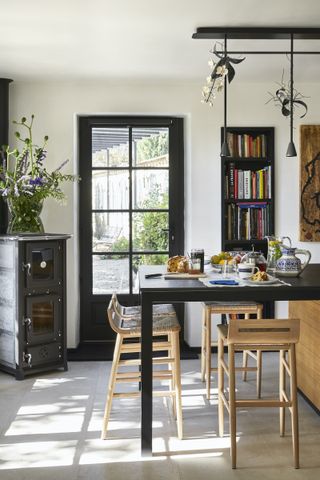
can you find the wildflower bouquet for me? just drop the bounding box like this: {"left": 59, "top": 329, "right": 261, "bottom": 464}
{"left": 0, "top": 115, "right": 77, "bottom": 233}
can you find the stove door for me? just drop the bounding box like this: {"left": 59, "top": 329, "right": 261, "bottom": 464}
{"left": 24, "top": 294, "right": 62, "bottom": 345}
{"left": 24, "top": 242, "right": 62, "bottom": 289}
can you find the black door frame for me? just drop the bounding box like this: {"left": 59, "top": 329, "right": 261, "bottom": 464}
{"left": 78, "top": 115, "right": 184, "bottom": 343}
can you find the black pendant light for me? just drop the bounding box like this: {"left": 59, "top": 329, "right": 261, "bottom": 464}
{"left": 286, "top": 34, "right": 297, "bottom": 157}
{"left": 220, "top": 34, "right": 230, "bottom": 157}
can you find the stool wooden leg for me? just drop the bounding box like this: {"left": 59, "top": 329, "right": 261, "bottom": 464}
{"left": 101, "top": 333, "right": 123, "bottom": 439}
{"left": 256, "top": 350, "right": 262, "bottom": 398}
{"left": 201, "top": 307, "right": 207, "bottom": 382}
{"left": 289, "top": 345, "right": 299, "bottom": 469}
{"left": 228, "top": 344, "right": 237, "bottom": 469}
{"left": 218, "top": 330, "right": 225, "bottom": 437}
{"left": 172, "top": 330, "right": 183, "bottom": 440}
{"left": 242, "top": 313, "right": 250, "bottom": 381}
{"left": 279, "top": 350, "right": 286, "bottom": 437}
{"left": 168, "top": 332, "right": 177, "bottom": 419}
{"left": 205, "top": 308, "right": 212, "bottom": 399}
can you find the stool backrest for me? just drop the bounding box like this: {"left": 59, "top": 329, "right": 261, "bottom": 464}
{"left": 107, "top": 297, "right": 122, "bottom": 334}
{"left": 227, "top": 318, "right": 300, "bottom": 345}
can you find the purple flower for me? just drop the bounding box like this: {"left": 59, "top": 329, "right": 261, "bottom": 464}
{"left": 29, "top": 177, "right": 44, "bottom": 186}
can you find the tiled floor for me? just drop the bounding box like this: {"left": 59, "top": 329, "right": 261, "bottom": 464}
{"left": 0, "top": 354, "right": 320, "bottom": 479}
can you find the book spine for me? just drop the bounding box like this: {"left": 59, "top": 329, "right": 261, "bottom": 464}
{"left": 227, "top": 132, "right": 234, "bottom": 157}
{"left": 244, "top": 170, "right": 250, "bottom": 199}
{"left": 268, "top": 165, "right": 272, "bottom": 198}
{"left": 229, "top": 162, "right": 235, "bottom": 199}
{"left": 252, "top": 171, "right": 256, "bottom": 199}
{"left": 259, "top": 169, "right": 264, "bottom": 198}
{"left": 234, "top": 168, "right": 238, "bottom": 199}
{"left": 238, "top": 170, "right": 244, "bottom": 199}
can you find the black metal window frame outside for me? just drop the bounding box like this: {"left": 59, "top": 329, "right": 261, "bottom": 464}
{"left": 89, "top": 118, "right": 172, "bottom": 295}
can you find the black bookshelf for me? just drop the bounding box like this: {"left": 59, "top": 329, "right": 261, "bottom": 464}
{"left": 221, "top": 126, "right": 275, "bottom": 318}
{"left": 221, "top": 126, "right": 275, "bottom": 258}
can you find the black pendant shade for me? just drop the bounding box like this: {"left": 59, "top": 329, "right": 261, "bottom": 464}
{"left": 221, "top": 141, "right": 230, "bottom": 157}
{"left": 286, "top": 141, "right": 297, "bottom": 157}
{"left": 286, "top": 34, "right": 297, "bottom": 157}
{"left": 220, "top": 35, "right": 230, "bottom": 157}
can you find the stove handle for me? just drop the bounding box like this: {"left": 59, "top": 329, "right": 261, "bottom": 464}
{"left": 23, "top": 317, "right": 32, "bottom": 342}
{"left": 23, "top": 352, "right": 32, "bottom": 368}
{"left": 22, "top": 262, "right": 32, "bottom": 276}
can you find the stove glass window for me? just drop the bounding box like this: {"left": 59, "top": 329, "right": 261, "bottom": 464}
{"left": 32, "top": 248, "right": 54, "bottom": 280}
{"left": 32, "top": 301, "right": 54, "bottom": 335}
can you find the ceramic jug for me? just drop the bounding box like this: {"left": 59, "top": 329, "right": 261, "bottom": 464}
{"left": 276, "top": 247, "right": 311, "bottom": 277}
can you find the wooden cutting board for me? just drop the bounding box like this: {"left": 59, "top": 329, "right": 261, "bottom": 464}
{"left": 164, "top": 273, "right": 207, "bottom": 279}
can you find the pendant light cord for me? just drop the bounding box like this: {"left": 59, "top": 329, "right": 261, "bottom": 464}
{"left": 290, "top": 33, "right": 294, "bottom": 143}
{"left": 224, "top": 34, "right": 228, "bottom": 146}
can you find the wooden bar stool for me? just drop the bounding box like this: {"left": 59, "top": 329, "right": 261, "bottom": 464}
{"left": 201, "top": 301, "right": 263, "bottom": 399}
{"left": 101, "top": 295, "right": 183, "bottom": 440}
{"left": 217, "top": 318, "right": 300, "bottom": 469}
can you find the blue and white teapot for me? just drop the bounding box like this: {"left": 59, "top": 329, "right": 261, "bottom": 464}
{"left": 276, "top": 247, "right": 311, "bottom": 277}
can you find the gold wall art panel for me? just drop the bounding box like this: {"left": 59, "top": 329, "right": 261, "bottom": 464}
{"left": 300, "top": 125, "right": 320, "bottom": 241}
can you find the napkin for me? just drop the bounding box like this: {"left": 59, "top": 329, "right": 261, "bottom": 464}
{"left": 209, "top": 279, "right": 239, "bottom": 285}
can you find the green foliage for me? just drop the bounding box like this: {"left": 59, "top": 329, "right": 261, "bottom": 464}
{"left": 0, "top": 115, "right": 78, "bottom": 202}
{"left": 133, "top": 188, "right": 168, "bottom": 252}
{"left": 136, "top": 132, "right": 168, "bottom": 162}
{"left": 111, "top": 236, "right": 129, "bottom": 254}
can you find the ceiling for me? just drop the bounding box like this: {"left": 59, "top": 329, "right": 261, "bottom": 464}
{"left": 1, "top": 0, "right": 320, "bottom": 83}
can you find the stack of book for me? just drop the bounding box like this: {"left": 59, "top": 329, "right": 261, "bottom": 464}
{"left": 225, "top": 163, "right": 271, "bottom": 200}
{"left": 227, "top": 132, "right": 267, "bottom": 158}
{"left": 226, "top": 202, "right": 271, "bottom": 241}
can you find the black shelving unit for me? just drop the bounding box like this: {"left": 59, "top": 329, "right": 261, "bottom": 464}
{"left": 221, "top": 126, "right": 275, "bottom": 258}
{"left": 221, "top": 126, "right": 275, "bottom": 318}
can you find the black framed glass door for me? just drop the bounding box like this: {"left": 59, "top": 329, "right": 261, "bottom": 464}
{"left": 79, "top": 116, "right": 184, "bottom": 342}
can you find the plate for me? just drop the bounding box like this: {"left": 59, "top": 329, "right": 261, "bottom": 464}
{"left": 243, "top": 275, "right": 279, "bottom": 285}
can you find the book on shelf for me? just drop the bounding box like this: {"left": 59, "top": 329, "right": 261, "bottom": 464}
{"left": 226, "top": 131, "right": 268, "bottom": 157}
{"left": 225, "top": 165, "right": 272, "bottom": 200}
{"left": 225, "top": 202, "right": 270, "bottom": 241}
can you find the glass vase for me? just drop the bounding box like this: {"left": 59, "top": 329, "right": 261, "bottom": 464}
{"left": 7, "top": 196, "right": 44, "bottom": 234}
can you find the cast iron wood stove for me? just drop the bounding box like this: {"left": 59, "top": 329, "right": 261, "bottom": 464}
{"left": 0, "top": 233, "right": 70, "bottom": 379}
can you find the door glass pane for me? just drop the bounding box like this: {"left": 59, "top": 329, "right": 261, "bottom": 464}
{"left": 132, "top": 254, "right": 169, "bottom": 293}
{"left": 92, "top": 170, "right": 129, "bottom": 210}
{"left": 132, "top": 212, "right": 169, "bottom": 252}
{"left": 92, "top": 128, "right": 129, "bottom": 167}
{"left": 92, "top": 213, "right": 129, "bottom": 253}
{"left": 31, "top": 248, "right": 54, "bottom": 281}
{"left": 93, "top": 255, "right": 129, "bottom": 294}
{"left": 132, "top": 170, "right": 169, "bottom": 209}
{"left": 132, "top": 128, "right": 169, "bottom": 167}
{"left": 32, "top": 301, "right": 54, "bottom": 335}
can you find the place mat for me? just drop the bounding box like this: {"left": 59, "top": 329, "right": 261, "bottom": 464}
{"left": 199, "top": 275, "right": 292, "bottom": 288}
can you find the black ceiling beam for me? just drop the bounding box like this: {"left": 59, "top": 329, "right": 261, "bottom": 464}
{"left": 192, "top": 27, "right": 320, "bottom": 40}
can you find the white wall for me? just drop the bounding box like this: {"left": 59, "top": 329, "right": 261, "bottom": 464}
{"left": 8, "top": 80, "right": 320, "bottom": 347}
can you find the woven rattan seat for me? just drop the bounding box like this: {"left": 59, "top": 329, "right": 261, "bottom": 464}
{"left": 113, "top": 293, "right": 176, "bottom": 318}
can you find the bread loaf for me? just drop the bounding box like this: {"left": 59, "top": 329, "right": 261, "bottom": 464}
{"left": 167, "top": 255, "right": 189, "bottom": 273}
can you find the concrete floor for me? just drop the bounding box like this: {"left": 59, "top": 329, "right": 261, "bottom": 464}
{"left": 0, "top": 353, "right": 320, "bottom": 479}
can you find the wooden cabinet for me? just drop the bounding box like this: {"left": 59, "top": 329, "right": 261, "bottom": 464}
{"left": 221, "top": 126, "right": 275, "bottom": 257}
{"left": 0, "top": 234, "right": 70, "bottom": 379}
{"left": 289, "top": 300, "right": 320, "bottom": 409}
